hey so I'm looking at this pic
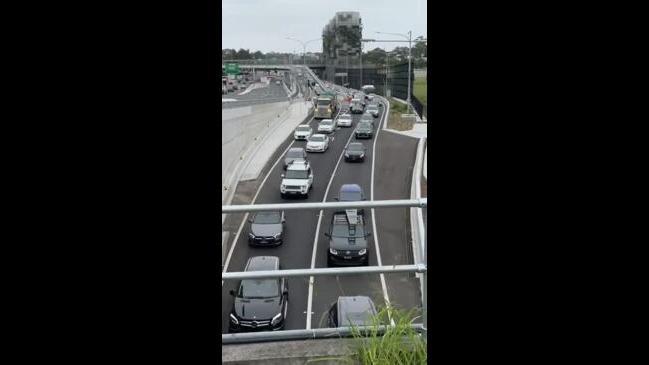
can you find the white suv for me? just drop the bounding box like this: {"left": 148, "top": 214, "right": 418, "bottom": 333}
{"left": 280, "top": 160, "right": 314, "bottom": 198}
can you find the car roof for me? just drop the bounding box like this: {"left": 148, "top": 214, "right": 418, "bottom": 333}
{"left": 311, "top": 133, "right": 326, "bottom": 138}
{"left": 287, "top": 160, "right": 309, "bottom": 170}
{"left": 337, "top": 296, "right": 376, "bottom": 325}
{"left": 288, "top": 147, "right": 305, "bottom": 152}
{"left": 245, "top": 256, "right": 279, "bottom": 271}
{"left": 340, "top": 184, "right": 362, "bottom": 193}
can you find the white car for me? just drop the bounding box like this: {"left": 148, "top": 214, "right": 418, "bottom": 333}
{"left": 337, "top": 114, "right": 353, "bottom": 127}
{"left": 317, "top": 119, "right": 336, "bottom": 133}
{"left": 306, "top": 134, "right": 330, "bottom": 152}
{"left": 294, "top": 125, "right": 313, "bottom": 141}
{"left": 280, "top": 160, "right": 313, "bottom": 198}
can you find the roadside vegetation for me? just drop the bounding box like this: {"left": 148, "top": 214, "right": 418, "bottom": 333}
{"left": 351, "top": 306, "right": 426, "bottom": 365}
{"left": 413, "top": 79, "right": 427, "bottom": 109}
{"left": 310, "top": 306, "right": 426, "bottom": 364}
{"left": 387, "top": 98, "right": 414, "bottom": 131}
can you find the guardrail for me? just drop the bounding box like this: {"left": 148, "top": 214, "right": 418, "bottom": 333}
{"left": 223, "top": 324, "right": 426, "bottom": 344}
{"left": 222, "top": 199, "right": 427, "bottom": 343}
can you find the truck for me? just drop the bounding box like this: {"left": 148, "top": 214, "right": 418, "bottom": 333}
{"left": 314, "top": 91, "right": 338, "bottom": 119}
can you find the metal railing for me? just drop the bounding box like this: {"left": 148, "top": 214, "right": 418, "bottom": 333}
{"left": 222, "top": 198, "right": 427, "bottom": 343}
{"left": 223, "top": 324, "right": 426, "bottom": 344}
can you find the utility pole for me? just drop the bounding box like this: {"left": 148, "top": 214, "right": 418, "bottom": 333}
{"left": 407, "top": 30, "right": 412, "bottom": 114}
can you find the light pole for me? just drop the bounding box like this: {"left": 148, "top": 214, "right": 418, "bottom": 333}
{"left": 286, "top": 37, "right": 322, "bottom": 66}
{"left": 376, "top": 31, "right": 412, "bottom": 113}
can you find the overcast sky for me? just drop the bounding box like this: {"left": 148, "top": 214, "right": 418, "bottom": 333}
{"left": 222, "top": 0, "right": 427, "bottom": 53}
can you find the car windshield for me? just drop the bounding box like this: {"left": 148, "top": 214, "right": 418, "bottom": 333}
{"left": 358, "top": 122, "right": 372, "bottom": 129}
{"left": 317, "top": 99, "right": 331, "bottom": 105}
{"left": 340, "top": 190, "right": 362, "bottom": 201}
{"left": 347, "top": 144, "right": 363, "bottom": 151}
{"left": 332, "top": 223, "right": 366, "bottom": 237}
{"left": 286, "top": 170, "right": 308, "bottom": 179}
{"left": 253, "top": 211, "right": 281, "bottom": 224}
{"left": 321, "top": 121, "right": 332, "bottom": 126}
{"left": 310, "top": 136, "right": 324, "bottom": 142}
{"left": 286, "top": 150, "right": 304, "bottom": 158}
{"left": 239, "top": 279, "right": 279, "bottom": 298}
{"left": 296, "top": 126, "right": 310, "bottom": 132}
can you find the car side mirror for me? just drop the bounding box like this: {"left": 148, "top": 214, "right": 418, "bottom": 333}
{"left": 229, "top": 289, "right": 236, "bottom": 296}
{"left": 324, "top": 232, "right": 331, "bottom": 237}
{"left": 280, "top": 174, "right": 285, "bottom": 178}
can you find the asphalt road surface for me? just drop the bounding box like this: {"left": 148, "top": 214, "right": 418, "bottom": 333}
{"left": 222, "top": 77, "right": 291, "bottom": 109}
{"left": 222, "top": 96, "right": 422, "bottom": 333}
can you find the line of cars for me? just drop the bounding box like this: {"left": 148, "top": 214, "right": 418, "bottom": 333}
{"left": 227, "top": 87, "right": 382, "bottom": 333}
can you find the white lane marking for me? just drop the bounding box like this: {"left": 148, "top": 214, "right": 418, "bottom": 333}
{"left": 222, "top": 112, "right": 316, "bottom": 285}
{"left": 370, "top": 98, "right": 395, "bottom": 326}
{"left": 305, "top": 107, "right": 346, "bottom": 330}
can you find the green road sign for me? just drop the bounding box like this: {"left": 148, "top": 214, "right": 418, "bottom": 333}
{"left": 225, "top": 63, "right": 240, "bottom": 75}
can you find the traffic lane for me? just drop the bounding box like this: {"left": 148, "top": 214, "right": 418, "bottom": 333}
{"left": 373, "top": 131, "right": 422, "bottom": 317}
{"left": 310, "top": 111, "right": 386, "bottom": 328}
{"left": 221, "top": 112, "right": 356, "bottom": 332}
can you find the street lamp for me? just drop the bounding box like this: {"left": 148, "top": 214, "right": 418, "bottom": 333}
{"left": 286, "top": 37, "right": 322, "bottom": 66}
{"left": 376, "top": 31, "right": 413, "bottom": 113}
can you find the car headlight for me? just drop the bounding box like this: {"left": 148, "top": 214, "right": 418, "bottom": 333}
{"left": 359, "top": 153, "right": 365, "bottom": 158}
{"left": 230, "top": 313, "right": 239, "bottom": 325}
{"left": 344, "top": 153, "right": 350, "bottom": 157}
{"left": 301, "top": 186, "right": 307, "bottom": 192}
{"left": 329, "top": 248, "right": 338, "bottom": 255}
{"left": 273, "top": 232, "right": 282, "bottom": 239}
{"left": 248, "top": 233, "right": 255, "bottom": 239}
{"left": 271, "top": 313, "right": 283, "bottom": 326}
{"left": 358, "top": 249, "right": 367, "bottom": 255}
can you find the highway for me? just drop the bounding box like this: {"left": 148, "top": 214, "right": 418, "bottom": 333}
{"left": 222, "top": 76, "right": 292, "bottom": 109}
{"left": 221, "top": 85, "right": 422, "bottom": 332}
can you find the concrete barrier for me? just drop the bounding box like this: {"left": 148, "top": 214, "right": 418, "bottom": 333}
{"left": 222, "top": 101, "right": 290, "bottom": 207}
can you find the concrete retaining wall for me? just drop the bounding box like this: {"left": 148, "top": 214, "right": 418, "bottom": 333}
{"left": 222, "top": 101, "right": 290, "bottom": 204}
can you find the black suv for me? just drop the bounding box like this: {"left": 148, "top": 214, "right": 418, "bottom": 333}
{"left": 248, "top": 211, "right": 285, "bottom": 247}
{"left": 355, "top": 121, "right": 373, "bottom": 139}
{"left": 327, "top": 296, "right": 378, "bottom": 328}
{"left": 228, "top": 256, "right": 288, "bottom": 332}
{"left": 325, "top": 211, "right": 371, "bottom": 266}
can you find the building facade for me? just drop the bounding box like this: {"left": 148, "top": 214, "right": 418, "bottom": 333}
{"left": 322, "top": 12, "right": 362, "bottom": 81}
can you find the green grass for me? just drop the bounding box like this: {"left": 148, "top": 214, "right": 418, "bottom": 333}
{"left": 387, "top": 98, "right": 414, "bottom": 131}
{"left": 348, "top": 306, "right": 427, "bottom": 365}
{"left": 412, "top": 79, "right": 427, "bottom": 110}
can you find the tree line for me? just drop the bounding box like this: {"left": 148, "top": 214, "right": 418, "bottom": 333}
{"left": 222, "top": 37, "right": 427, "bottom": 68}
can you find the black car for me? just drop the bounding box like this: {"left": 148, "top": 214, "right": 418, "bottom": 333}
{"left": 327, "top": 296, "right": 378, "bottom": 328}
{"left": 355, "top": 122, "right": 373, "bottom": 139}
{"left": 325, "top": 211, "right": 371, "bottom": 266}
{"left": 229, "top": 256, "right": 288, "bottom": 332}
{"left": 248, "top": 211, "right": 285, "bottom": 247}
{"left": 344, "top": 143, "right": 366, "bottom": 162}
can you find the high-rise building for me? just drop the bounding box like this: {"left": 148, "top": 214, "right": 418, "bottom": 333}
{"left": 322, "top": 12, "right": 362, "bottom": 67}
